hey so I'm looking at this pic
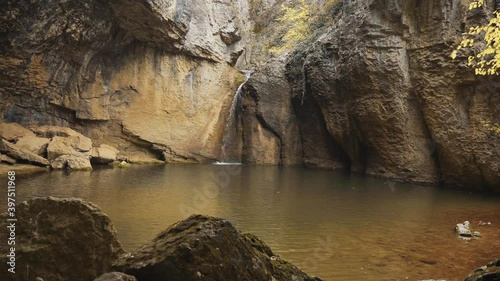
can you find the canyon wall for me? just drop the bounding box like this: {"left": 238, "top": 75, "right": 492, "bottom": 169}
{"left": 244, "top": 0, "right": 500, "bottom": 190}
{"left": 0, "top": 0, "right": 250, "bottom": 162}
{"left": 1, "top": 0, "right": 499, "bottom": 190}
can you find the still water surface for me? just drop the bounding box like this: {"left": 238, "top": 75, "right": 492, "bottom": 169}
{"left": 2, "top": 164, "right": 500, "bottom": 281}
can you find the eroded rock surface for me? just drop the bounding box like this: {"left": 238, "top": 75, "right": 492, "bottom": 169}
{"left": 0, "top": 0, "right": 250, "bottom": 163}
{"left": 113, "top": 214, "right": 319, "bottom": 281}
{"left": 0, "top": 197, "right": 124, "bottom": 281}
{"left": 246, "top": 0, "right": 500, "bottom": 190}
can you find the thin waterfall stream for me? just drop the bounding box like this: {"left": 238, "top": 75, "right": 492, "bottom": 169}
{"left": 218, "top": 70, "right": 253, "bottom": 164}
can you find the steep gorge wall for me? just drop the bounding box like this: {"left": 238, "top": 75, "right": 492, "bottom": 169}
{"left": 1, "top": 0, "right": 499, "bottom": 190}
{"left": 0, "top": 0, "right": 250, "bottom": 162}
{"left": 247, "top": 0, "right": 499, "bottom": 190}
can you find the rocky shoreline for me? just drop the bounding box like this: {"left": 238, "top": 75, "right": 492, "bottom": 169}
{"left": 0, "top": 197, "right": 497, "bottom": 281}
{"left": 0, "top": 122, "right": 164, "bottom": 173}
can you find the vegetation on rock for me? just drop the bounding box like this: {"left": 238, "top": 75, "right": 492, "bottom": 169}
{"left": 451, "top": 0, "right": 500, "bottom": 75}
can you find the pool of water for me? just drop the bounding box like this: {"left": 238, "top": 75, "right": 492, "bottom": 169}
{"left": 1, "top": 164, "right": 499, "bottom": 281}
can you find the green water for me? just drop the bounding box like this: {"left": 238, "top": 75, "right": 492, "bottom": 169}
{"left": 2, "top": 164, "right": 499, "bottom": 280}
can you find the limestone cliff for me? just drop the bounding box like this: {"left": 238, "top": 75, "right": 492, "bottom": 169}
{"left": 1, "top": 0, "right": 499, "bottom": 191}
{"left": 0, "top": 0, "right": 250, "bottom": 162}
{"left": 243, "top": 0, "right": 500, "bottom": 190}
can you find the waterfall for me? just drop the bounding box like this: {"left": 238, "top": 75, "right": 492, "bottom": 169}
{"left": 218, "top": 70, "right": 253, "bottom": 164}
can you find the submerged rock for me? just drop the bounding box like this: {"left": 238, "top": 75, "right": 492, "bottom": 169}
{"left": 455, "top": 221, "right": 481, "bottom": 238}
{"left": 113, "top": 214, "right": 320, "bottom": 281}
{"left": 0, "top": 197, "right": 124, "bottom": 281}
{"left": 465, "top": 259, "right": 500, "bottom": 281}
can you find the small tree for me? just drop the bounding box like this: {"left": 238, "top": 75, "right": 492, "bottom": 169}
{"left": 269, "top": 0, "right": 314, "bottom": 55}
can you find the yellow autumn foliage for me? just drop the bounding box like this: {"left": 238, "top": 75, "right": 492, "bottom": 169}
{"left": 451, "top": 0, "right": 500, "bottom": 75}
{"left": 269, "top": 0, "right": 314, "bottom": 55}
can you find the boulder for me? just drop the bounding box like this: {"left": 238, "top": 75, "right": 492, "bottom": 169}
{"left": 0, "top": 197, "right": 124, "bottom": 281}
{"left": 455, "top": 221, "right": 481, "bottom": 238}
{"left": 47, "top": 135, "right": 92, "bottom": 161}
{"left": 51, "top": 155, "right": 93, "bottom": 170}
{"left": 0, "top": 122, "right": 36, "bottom": 142}
{"left": 15, "top": 135, "right": 50, "bottom": 156}
{"left": 0, "top": 139, "right": 50, "bottom": 166}
{"left": 95, "top": 272, "right": 137, "bottom": 281}
{"left": 113, "top": 214, "right": 319, "bottom": 281}
{"left": 465, "top": 259, "right": 500, "bottom": 281}
{"left": 220, "top": 24, "right": 242, "bottom": 45}
{"left": 92, "top": 144, "right": 119, "bottom": 164}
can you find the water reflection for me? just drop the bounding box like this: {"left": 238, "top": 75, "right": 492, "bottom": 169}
{"left": 1, "top": 164, "right": 499, "bottom": 281}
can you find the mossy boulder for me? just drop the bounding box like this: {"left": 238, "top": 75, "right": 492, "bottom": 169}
{"left": 0, "top": 197, "right": 124, "bottom": 281}
{"left": 113, "top": 214, "right": 321, "bottom": 281}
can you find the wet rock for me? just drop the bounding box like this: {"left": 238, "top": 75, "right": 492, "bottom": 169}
{"left": 0, "top": 139, "right": 50, "bottom": 166}
{"left": 92, "top": 144, "right": 119, "bottom": 164}
{"left": 284, "top": 0, "right": 500, "bottom": 189}
{"left": 465, "top": 259, "right": 500, "bottom": 281}
{"left": 242, "top": 60, "right": 303, "bottom": 166}
{"left": 47, "top": 135, "right": 92, "bottom": 162}
{"left": 0, "top": 122, "right": 36, "bottom": 142}
{"left": 117, "top": 161, "right": 131, "bottom": 168}
{"left": 113, "top": 214, "right": 319, "bottom": 281}
{"left": 0, "top": 197, "right": 124, "bottom": 281}
{"left": 95, "top": 272, "right": 137, "bottom": 281}
{"left": 456, "top": 221, "right": 473, "bottom": 237}
{"left": 455, "top": 221, "right": 481, "bottom": 238}
{"left": 15, "top": 135, "right": 50, "bottom": 156}
{"left": 51, "top": 155, "right": 93, "bottom": 170}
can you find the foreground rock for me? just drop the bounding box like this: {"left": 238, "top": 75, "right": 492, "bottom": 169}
{"left": 0, "top": 197, "right": 124, "bottom": 281}
{"left": 465, "top": 259, "right": 500, "bottom": 281}
{"left": 113, "top": 214, "right": 320, "bottom": 281}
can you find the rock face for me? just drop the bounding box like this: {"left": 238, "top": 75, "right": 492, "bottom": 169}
{"left": 0, "top": 197, "right": 124, "bottom": 281}
{"left": 113, "top": 214, "right": 319, "bottom": 281}
{"left": 243, "top": 0, "right": 500, "bottom": 190}
{"left": 1, "top": 0, "right": 499, "bottom": 190}
{"left": 0, "top": 0, "right": 251, "bottom": 163}
{"left": 465, "top": 259, "right": 500, "bottom": 281}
